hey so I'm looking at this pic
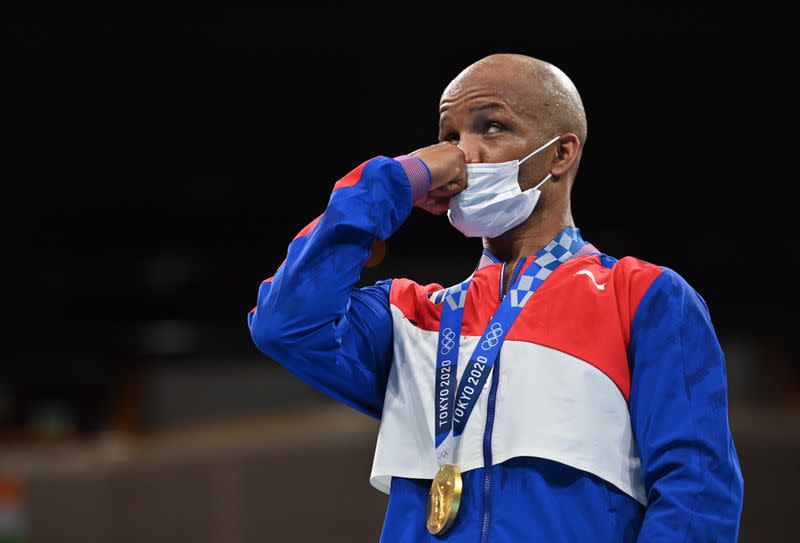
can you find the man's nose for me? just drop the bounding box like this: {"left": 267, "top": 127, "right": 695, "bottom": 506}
{"left": 457, "top": 141, "right": 484, "bottom": 164}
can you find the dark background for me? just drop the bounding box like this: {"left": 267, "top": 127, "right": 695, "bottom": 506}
{"left": 0, "top": 8, "right": 797, "bottom": 541}
{"left": 4, "top": 10, "right": 795, "bottom": 421}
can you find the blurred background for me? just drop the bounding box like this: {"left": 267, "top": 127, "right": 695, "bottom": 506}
{"left": 1, "top": 8, "right": 796, "bottom": 542}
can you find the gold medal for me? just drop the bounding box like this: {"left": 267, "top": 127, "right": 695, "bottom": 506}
{"left": 426, "top": 464, "right": 462, "bottom": 535}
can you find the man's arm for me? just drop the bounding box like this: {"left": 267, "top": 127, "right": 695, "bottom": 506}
{"left": 247, "top": 155, "right": 431, "bottom": 419}
{"left": 629, "top": 267, "right": 744, "bottom": 542}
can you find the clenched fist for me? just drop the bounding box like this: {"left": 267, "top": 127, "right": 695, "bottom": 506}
{"left": 410, "top": 143, "right": 467, "bottom": 215}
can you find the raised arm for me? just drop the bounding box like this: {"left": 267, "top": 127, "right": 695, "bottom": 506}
{"left": 248, "top": 144, "right": 466, "bottom": 419}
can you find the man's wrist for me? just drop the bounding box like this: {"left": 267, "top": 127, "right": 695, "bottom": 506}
{"left": 393, "top": 155, "right": 432, "bottom": 203}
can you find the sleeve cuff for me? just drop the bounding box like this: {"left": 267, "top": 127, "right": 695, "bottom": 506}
{"left": 394, "top": 155, "right": 432, "bottom": 204}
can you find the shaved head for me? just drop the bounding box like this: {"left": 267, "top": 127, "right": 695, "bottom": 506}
{"left": 441, "top": 54, "right": 587, "bottom": 146}
{"left": 436, "top": 54, "right": 588, "bottom": 260}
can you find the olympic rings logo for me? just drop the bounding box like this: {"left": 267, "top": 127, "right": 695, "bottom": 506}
{"left": 481, "top": 322, "right": 504, "bottom": 350}
{"left": 440, "top": 328, "right": 456, "bottom": 354}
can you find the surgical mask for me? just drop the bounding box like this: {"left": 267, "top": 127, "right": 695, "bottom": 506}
{"left": 447, "top": 135, "right": 560, "bottom": 238}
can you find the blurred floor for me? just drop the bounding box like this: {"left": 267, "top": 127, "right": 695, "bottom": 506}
{"left": 1, "top": 406, "right": 385, "bottom": 543}
{"left": 0, "top": 403, "right": 798, "bottom": 542}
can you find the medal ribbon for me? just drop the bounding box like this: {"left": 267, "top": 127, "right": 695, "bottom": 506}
{"left": 434, "top": 228, "right": 592, "bottom": 467}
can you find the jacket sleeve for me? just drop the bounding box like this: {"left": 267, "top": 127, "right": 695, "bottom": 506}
{"left": 247, "top": 155, "right": 431, "bottom": 419}
{"left": 629, "top": 267, "right": 744, "bottom": 542}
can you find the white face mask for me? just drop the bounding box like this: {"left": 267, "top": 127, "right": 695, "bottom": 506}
{"left": 447, "top": 135, "right": 560, "bottom": 238}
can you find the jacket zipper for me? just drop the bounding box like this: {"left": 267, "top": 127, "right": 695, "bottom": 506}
{"left": 480, "top": 257, "right": 526, "bottom": 543}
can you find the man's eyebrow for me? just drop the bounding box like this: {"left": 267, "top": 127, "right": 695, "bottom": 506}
{"left": 439, "top": 102, "right": 510, "bottom": 129}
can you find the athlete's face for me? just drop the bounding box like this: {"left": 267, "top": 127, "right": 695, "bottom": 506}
{"left": 437, "top": 68, "right": 555, "bottom": 192}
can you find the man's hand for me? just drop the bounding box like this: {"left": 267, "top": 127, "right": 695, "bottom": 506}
{"left": 410, "top": 143, "right": 467, "bottom": 215}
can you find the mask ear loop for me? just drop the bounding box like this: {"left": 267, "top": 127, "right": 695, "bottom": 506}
{"left": 532, "top": 173, "right": 553, "bottom": 191}
{"left": 518, "top": 134, "right": 561, "bottom": 165}
{"left": 520, "top": 134, "right": 560, "bottom": 192}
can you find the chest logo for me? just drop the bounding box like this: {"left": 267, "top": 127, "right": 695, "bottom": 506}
{"left": 574, "top": 269, "right": 606, "bottom": 291}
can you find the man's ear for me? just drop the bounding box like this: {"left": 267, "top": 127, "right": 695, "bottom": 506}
{"left": 550, "top": 133, "right": 581, "bottom": 178}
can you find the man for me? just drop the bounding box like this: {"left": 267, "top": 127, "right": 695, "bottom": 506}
{"left": 248, "top": 54, "right": 744, "bottom": 541}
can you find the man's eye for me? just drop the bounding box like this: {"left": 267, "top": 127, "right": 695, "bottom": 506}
{"left": 443, "top": 133, "right": 459, "bottom": 144}
{"left": 486, "top": 122, "right": 504, "bottom": 134}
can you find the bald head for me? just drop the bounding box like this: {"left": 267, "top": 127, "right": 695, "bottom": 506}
{"left": 441, "top": 54, "right": 587, "bottom": 145}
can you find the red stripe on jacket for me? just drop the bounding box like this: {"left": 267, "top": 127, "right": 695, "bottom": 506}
{"left": 389, "top": 255, "right": 663, "bottom": 402}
